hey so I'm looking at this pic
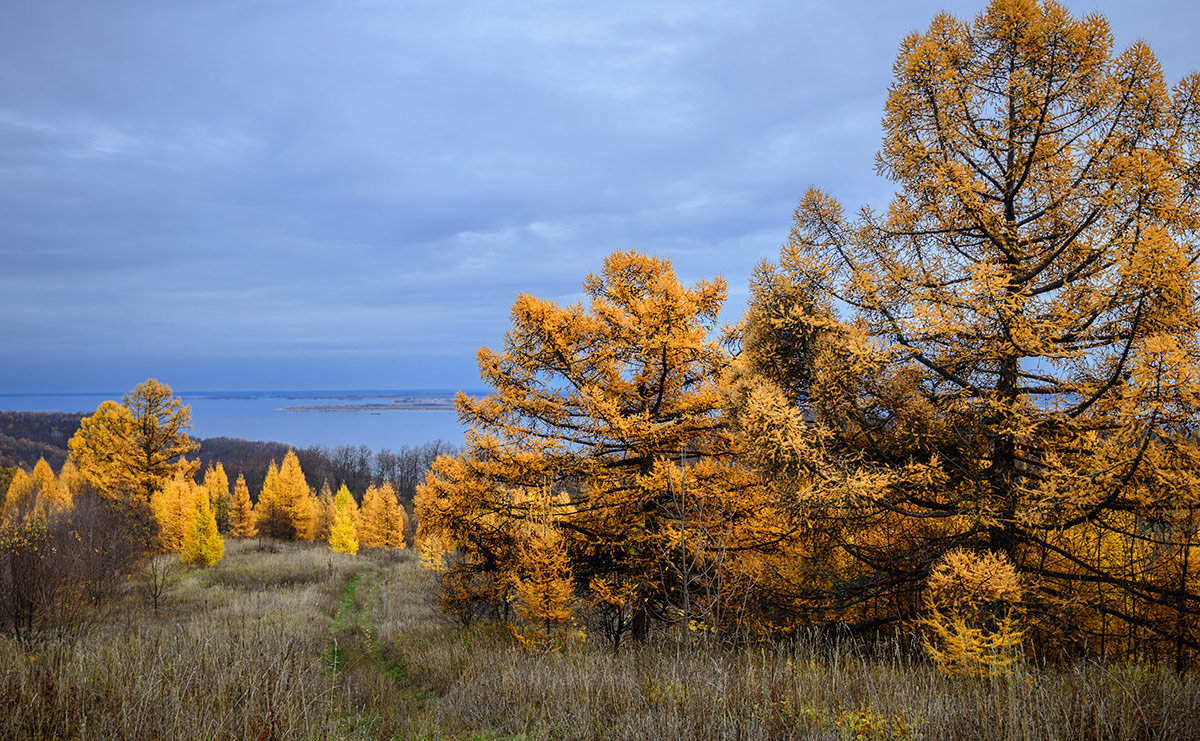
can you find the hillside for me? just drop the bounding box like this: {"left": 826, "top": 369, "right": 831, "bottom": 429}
{"left": 0, "top": 411, "right": 87, "bottom": 469}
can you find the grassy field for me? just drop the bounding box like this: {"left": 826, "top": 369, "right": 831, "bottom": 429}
{"left": 2, "top": 539, "right": 1198, "bottom": 740}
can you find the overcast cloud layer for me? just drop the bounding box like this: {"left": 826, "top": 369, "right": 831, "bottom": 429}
{"left": 2, "top": 0, "right": 1197, "bottom": 392}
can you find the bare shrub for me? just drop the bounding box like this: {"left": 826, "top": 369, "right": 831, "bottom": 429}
{"left": 0, "top": 492, "right": 138, "bottom": 638}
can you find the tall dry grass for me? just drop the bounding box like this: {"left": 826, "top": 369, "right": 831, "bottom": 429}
{"left": 1, "top": 538, "right": 1197, "bottom": 740}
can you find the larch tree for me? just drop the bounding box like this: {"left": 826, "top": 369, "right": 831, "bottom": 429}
{"left": 254, "top": 461, "right": 289, "bottom": 538}
{"left": 313, "top": 481, "right": 336, "bottom": 542}
{"left": 510, "top": 497, "right": 578, "bottom": 651}
{"left": 730, "top": 0, "right": 1200, "bottom": 659}
{"left": 360, "top": 482, "right": 405, "bottom": 549}
{"left": 388, "top": 495, "right": 409, "bottom": 549}
{"left": 152, "top": 473, "right": 201, "bottom": 552}
{"left": 229, "top": 474, "right": 257, "bottom": 538}
{"left": 328, "top": 485, "right": 359, "bottom": 555}
{"left": 57, "top": 460, "right": 82, "bottom": 503}
{"left": 359, "top": 484, "right": 383, "bottom": 547}
{"left": 254, "top": 452, "right": 316, "bottom": 540}
{"left": 278, "top": 450, "right": 317, "bottom": 540}
{"left": 68, "top": 379, "right": 199, "bottom": 505}
{"left": 417, "top": 250, "right": 791, "bottom": 640}
{"left": 202, "top": 463, "right": 231, "bottom": 534}
{"left": 180, "top": 487, "right": 224, "bottom": 568}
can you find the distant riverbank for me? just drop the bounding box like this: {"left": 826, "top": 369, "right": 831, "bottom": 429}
{"left": 0, "top": 390, "right": 477, "bottom": 450}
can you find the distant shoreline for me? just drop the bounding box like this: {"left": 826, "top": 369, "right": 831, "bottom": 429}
{"left": 283, "top": 401, "right": 458, "bottom": 413}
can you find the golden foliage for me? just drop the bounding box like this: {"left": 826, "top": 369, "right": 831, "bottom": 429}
{"left": 152, "top": 473, "right": 201, "bottom": 552}
{"left": 511, "top": 519, "right": 578, "bottom": 651}
{"left": 202, "top": 463, "right": 230, "bottom": 533}
{"left": 228, "top": 474, "right": 257, "bottom": 538}
{"left": 312, "top": 482, "right": 335, "bottom": 542}
{"left": 417, "top": 250, "right": 797, "bottom": 638}
{"left": 180, "top": 485, "right": 224, "bottom": 568}
{"left": 3, "top": 458, "right": 70, "bottom": 521}
{"left": 923, "top": 550, "right": 1025, "bottom": 677}
{"left": 328, "top": 485, "right": 359, "bottom": 555}
{"left": 254, "top": 452, "right": 316, "bottom": 540}
{"left": 360, "top": 483, "right": 406, "bottom": 549}
{"left": 68, "top": 379, "right": 198, "bottom": 504}
{"left": 728, "top": 0, "right": 1200, "bottom": 658}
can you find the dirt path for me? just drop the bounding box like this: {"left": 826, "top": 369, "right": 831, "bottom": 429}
{"left": 326, "top": 569, "right": 409, "bottom": 682}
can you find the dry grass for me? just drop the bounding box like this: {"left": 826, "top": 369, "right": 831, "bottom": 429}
{"left": 1, "top": 538, "right": 1197, "bottom": 740}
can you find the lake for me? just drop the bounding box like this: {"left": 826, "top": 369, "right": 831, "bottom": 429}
{"left": 0, "top": 390, "right": 474, "bottom": 452}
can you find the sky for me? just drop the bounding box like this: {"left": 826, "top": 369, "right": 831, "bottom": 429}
{"left": 2, "top": 0, "right": 1198, "bottom": 393}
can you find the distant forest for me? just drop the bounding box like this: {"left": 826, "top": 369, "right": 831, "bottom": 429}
{"left": 0, "top": 410, "right": 455, "bottom": 507}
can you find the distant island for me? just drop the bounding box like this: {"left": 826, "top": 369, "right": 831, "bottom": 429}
{"left": 278, "top": 391, "right": 467, "bottom": 413}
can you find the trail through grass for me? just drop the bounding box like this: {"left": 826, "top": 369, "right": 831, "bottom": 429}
{"left": 327, "top": 570, "right": 409, "bottom": 682}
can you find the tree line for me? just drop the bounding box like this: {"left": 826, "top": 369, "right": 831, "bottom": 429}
{"left": 1, "top": 379, "right": 450, "bottom": 638}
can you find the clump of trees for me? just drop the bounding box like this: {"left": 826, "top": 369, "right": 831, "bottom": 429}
{"left": 417, "top": 0, "right": 1200, "bottom": 665}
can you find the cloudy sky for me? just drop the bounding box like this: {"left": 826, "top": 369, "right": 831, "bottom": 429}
{"left": 2, "top": 0, "right": 1197, "bottom": 393}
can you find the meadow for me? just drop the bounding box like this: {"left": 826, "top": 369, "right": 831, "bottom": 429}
{"left": 2, "top": 538, "right": 1198, "bottom": 740}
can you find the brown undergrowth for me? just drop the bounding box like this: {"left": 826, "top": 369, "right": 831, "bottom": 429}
{"left": 1, "top": 539, "right": 1197, "bottom": 740}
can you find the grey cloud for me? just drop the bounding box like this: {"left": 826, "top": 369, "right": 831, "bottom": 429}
{"left": 2, "top": 0, "right": 1197, "bottom": 391}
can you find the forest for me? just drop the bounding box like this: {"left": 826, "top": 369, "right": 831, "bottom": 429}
{"left": 3, "top": 0, "right": 1200, "bottom": 738}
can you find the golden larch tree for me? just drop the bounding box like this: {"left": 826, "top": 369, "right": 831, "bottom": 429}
{"left": 360, "top": 482, "right": 405, "bottom": 548}
{"left": 254, "top": 461, "right": 288, "bottom": 538}
{"left": 328, "top": 485, "right": 359, "bottom": 555}
{"left": 202, "top": 462, "right": 230, "bottom": 533}
{"left": 510, "top": 498, "right": 577, "bottom": 651}
{"left": 312, "top": 481, "right": 336, "bottom": 542}
{"left": 730, "top": 0, "right": 1200, "bottom": 658}
{"left": 181, "top": 486, "right": 224, "bottom": 568}
{"left": 278, "top": 450, "right": 316, "bottom": 540}
{"left": 417, "top": 250, "right": 791, "bottom": 639}
{"left": 68, "top": 379, "right": 199, "bottom": 505}
{"left": 229, "top": 473, "right": 257, "bottom": 538}
{"left": 57, "top": 459, "right": 82, "bottom": 503}
{"left": 152, "top": 472, "right": 201, "bottom": 552}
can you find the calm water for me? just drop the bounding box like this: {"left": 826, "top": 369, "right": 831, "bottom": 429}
{"left": 0, "top": 391, "right": 471, "bottom": 451}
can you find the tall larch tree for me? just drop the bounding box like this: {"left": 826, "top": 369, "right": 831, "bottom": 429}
{"left": 313, "top": 481, "right": 336, "bottom": 542}
{"left": 328, "top": 485, "right": 359, "bottom": 555}
{"left": 229, "top": 473, "right": 257, "bottom": 538}
{"left": 152, "top": 473, "right": 201, "bottom": 552}
{"left": 254, "top": 461, "right": 290, "bottom": 538}
{"left": 57, "top": 459, "right": 82, "bottom": 503}
{"left": 509, "top": 497, "right": 577, "bottom": 651}
{"left": 202, "top": 463, "right": 231, "bottom": 534}
{"left": 359, "top": 483, "right": 394, "bottom": 548}
{"left": 730, "top": 0, "right": 1200, "bottom": 660}
{"left": 69, "top": 379, "right": 199, "bottom": 505}
{"left": 417, "top": 250, "right": 792, "bottom": 639}
{"left": 277, "top": 450, "right": 317, "bottom": 540}
{"left": 181, "top": 487, "right": 224, "bottom": 568}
